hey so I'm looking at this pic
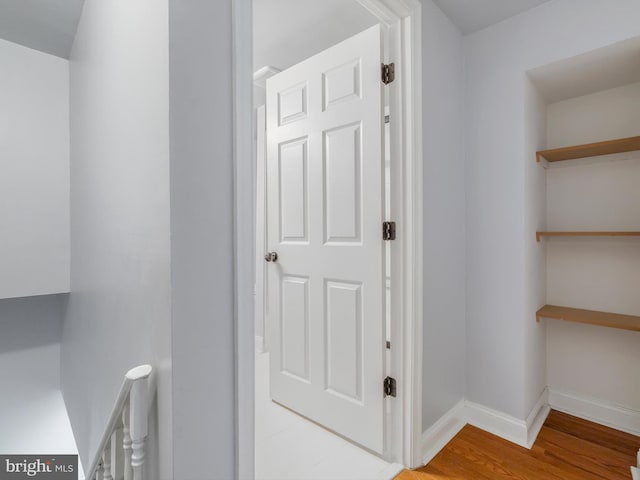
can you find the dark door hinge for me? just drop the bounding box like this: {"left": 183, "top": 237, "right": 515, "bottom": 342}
{"left": 381, "top": 63, "right": 395, "bottom": 84}
{"left": 383, "top": 221, "right": 396, "bottom": 241}
{"left": 384, "top": 376, "right": 397, "bottom": 397}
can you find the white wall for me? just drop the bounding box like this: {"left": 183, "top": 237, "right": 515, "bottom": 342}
{"left": 61, "top": 0, "right": 172, "bottom": 476}
{"left": 168, "top": 1, "right": 237, "bottom": 478}
{"left": 421, "top": 0, "right": 467, "bottom": 431}
{"left": 465, "top": 0, "right": 640, "bottom": 420}
{"left": 0, "top": 295, "right": 78, "bottom": 455}
{"left": 546, "top": 81, "right": 640, "bottom": 150}
{"left": 545, "top": 82, "right": 640, "bottom": 410}
{"left": 0, "top": 39, "right": 69, "bottom": 300}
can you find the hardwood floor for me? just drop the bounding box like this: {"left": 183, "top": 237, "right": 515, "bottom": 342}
{"left": 396, "top": 410, "right": 640, "bottom": 480}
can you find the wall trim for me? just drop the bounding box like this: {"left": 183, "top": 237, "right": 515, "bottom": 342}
{"left": 232, "top": 0, "right": 255, "bottom": 477}
{"left": 421, "top": 391, "right": 551, "bottom": 464}
{"left": 548, "top": 387, "right": 640, "bottom": 436}
{"left": 525, "top": 388, "right": 551, "bottom": 448}
{"left": 464, "top": 389, "right": 550, "bottom": 449}
{"left": 357, "top": 0, "right": 424, "bottom": 467}
{"left": 465, "top": 400, "right": 530, "bottom": 447}
{"left": 421, "top": 388, "right": 640, "bottom": 468}
{"left": 420, "top": 400, "right": 466, "bottom": 464}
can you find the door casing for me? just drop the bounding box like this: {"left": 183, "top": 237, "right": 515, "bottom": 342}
{"left": 233, "top": 0, "right": 423, "bottom": 474}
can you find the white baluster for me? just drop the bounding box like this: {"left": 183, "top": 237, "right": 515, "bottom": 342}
{"left": 123, "top": 406, "right": 133, "bottom": 480}
{"left": 111, "top": 426, "right": 125, "bottom": 480}
{"left": 96, "top": 460, "right": 105, "bottom": 480}
{"left": 131, "top": 438, "right": 146, "bottom": 480}
{"left": 103, "top": 441, "right": 113, "bottom": 480}
{"left": 129, "top": 377, "right": 149, "bottom": 480}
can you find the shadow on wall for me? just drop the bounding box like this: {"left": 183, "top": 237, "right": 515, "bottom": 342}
{"left": 0, "top": 293, "right": 80, "bottom": 456}
{"left": 0, "top": 293, "right": 68, "bottom": 354}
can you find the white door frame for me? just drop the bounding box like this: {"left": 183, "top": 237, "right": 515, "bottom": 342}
{"left": 358, "top": 0, "right": 423, "bottom": 468}
{"left": 233, "top": 0, "right": 423, "bottom": 474}
{"left": 254, "top": 103, "right": 267, "bottom": 354}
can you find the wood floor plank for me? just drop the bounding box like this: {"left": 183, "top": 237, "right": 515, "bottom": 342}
{"left": 396, "top": 464, "right": 461, "bottom": 480}
{"left": 535, "top": 426, "right": 633, "bottom": 479}
{"left": 419, "top": 444, "right": 506, "bottom": 480}
{"left": 457, "top": 425, "right": 602, "bottom": 480}
{"left": 543, "top": 410, "right": 640, "bottom": 456}
{"left": 396, "top": 410, "right": 640, "bottom": 480}
{"left": 393, "top": 470, "right": 427, "bottom": 480}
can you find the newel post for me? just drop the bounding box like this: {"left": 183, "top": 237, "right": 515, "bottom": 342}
{"left": 126, "top": 365, "right": 151, "bottom": 480}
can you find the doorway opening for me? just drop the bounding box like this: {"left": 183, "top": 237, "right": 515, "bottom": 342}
{"left": 234, "top": 0, "right": 423, "bottom": 477}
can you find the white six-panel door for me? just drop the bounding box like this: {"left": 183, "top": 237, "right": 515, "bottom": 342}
{"left": 266, "top": 24, "right": 386, "bottom": 454}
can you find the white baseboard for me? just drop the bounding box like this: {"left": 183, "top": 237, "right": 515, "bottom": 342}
{"left": 525, "top": 388, "right": 550, "bottom": 448}
{"left": 421, "top": 388, "right": 640, "bottom": 468}
{"left": 420, "top": 400, "right": 466, "bottom": 464}
{"left": 421, "top": 390, "right": 550, "bottom": 465}
{"left": 548, "top": 387, "right": 640, "bottom": 436}
{"left": 466, "top": 389, "right": 549, "bottom": 449}
{"left": 465, "top": 400, "right": 530, "bottom": 448}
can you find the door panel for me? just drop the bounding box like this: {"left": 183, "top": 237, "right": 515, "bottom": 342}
{"left": 266, "top": 24, "right": 385, "bottom": 454}
{"left": 323, "top": 60, "right": 361, "bottom": 109}
{"left": 281, "top": 276, "right": 309, "bottom": 381}
{"left": 278, "top": 82, "right": 308, "bottom": 125}
{"left": 325, "top": 280, "right": 363, "bottom": 402}
{"left": 324, "top": 123, "right": 362, "bottom": 243}
{"left": 279, "top": 138, "right": 309, "bottom": 242}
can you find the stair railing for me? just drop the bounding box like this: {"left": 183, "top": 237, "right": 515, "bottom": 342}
{"left": 86, "top": 365, "right": 152, "bottom": 480}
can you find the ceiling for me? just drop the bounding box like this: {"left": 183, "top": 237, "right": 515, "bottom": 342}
{"left": 0, "top": 0, "right": 555, "bottom": 63}
{"left": 0, "top": 0, "right": 84, "bottom": 58}
{"left": 432, "top": 0, "right": 553, "bottom": 35}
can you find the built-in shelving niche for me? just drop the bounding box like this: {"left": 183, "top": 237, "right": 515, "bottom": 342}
{"left": 536, "top": 135, "right": 640, "bottom": 331}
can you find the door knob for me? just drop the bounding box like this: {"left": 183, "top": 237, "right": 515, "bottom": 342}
{"left": 264, "top": 252, "right": 278, "bottom": 263}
